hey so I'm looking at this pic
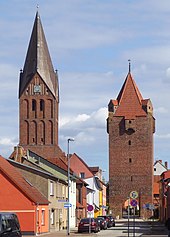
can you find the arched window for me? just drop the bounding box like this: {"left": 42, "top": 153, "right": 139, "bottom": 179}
{"left": 40, "top": 99, "right": 44, "bottom": 111}
{"left": 32, "top": 99, "right": 37, "bottom": 118}
{"left": 32, "top": 99, "right": 36, "bottom": 111}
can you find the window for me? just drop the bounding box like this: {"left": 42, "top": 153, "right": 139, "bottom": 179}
{"left": 50, "top": 181, "right": 54, "bottom": 196}
{"left": 36, "top": 209, "right": 39, "bottom": 226}
{"left": 154, "top": 168, "right": 156, "bottom": 171}
{"left": 131, "top": 176, "right": 133, "bottom": 181}
{"left": 51, "top": 209, "right": 55, "bottom": 225}
{"left": 41, "top": 209, "right": 45, "bottom": 225}
{"left": 32, "top": 99, "right": 36, "bottom": 111}
{"left": 40, "top": 99, "right": 44, "bottom": 111}
{"left": 129, "top": 158, "right": 132, "bottom": 163}
{"left": 128, "top": 140, "right": 131, "bottom": 145}
{"left": 80, "top": 172, "right": 85, "bottom": 179}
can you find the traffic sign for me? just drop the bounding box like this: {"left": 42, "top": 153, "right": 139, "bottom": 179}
{"left": 87, "top": 205, "right": 94, "bottom": 212}
{"left": 58, "top": 200, "right": 68, "bottom": 202}
{"left": 130, "top": 191, "right": 138, "bottom": 199}
{"left": 130, "top": 199, "right": 138, "bottom": 207}
{"left": 64, "top": 203, "right": 72, "bottom": 208}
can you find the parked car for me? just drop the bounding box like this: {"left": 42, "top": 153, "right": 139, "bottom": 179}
{"left": 97, "top": 216, "right": 107, "bottom": 230}
{"left": 0, "top": 212, "right": 22, "bottom": 236}
{"left": 78, "top": 218, "right": 100, "bottom": 233}
{"left": 107, "top": 215, "right": 115, "bottom": 227}
{"left": 97, "top": 215, "right": 115, "bottom": 228}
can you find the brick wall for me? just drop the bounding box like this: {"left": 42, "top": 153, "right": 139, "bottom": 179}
{"left": 19, "top": 74, "right": 59, "bottom": 159}
{"left": 108, "top": 114, "right": 155, "bottom": 218}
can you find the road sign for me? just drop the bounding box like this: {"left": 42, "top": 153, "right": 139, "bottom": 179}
{"left": 130, "top": 191, "right": 138, "bottom": 199}
{"left": 130, "top": 199, "right": 138, "bottom": 207}
{"left": 58, "top": 200, "right": 68, "bottom": 202}
{"left": 64, "top": 203, "right": 72, "bottom": 208}
{"left": 87, "top": 205, "right": 94, "bottom": 212}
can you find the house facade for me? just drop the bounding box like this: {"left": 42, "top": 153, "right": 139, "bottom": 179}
{"left": 153, "top": 160, "right": 168, "bottom": 218}
{"left": 10, "top": 148, "right": 77, "bottom": 229}
{"left": 160, "top": 170, "right": 170, "bottom": 222}
{"left": 70, "top": 153, "right": 106, "bottom": 218}
{"left": 0, "top": 155, "right": 49, "bottom": 235}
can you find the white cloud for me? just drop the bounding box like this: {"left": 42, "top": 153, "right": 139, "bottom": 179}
{"left": 166, "top": 68, "right": 170, "bottom": 79}
{"left": 155, "top": 107, "right": 168, "bottom": 114}
{"left": 155, "top": 134, "right": 170, "bottom": 139}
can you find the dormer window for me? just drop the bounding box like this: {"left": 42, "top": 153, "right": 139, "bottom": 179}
{"left": 80, "top": 172, "right": 85, "bottom": 179}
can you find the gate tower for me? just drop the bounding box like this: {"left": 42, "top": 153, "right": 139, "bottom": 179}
{"left": 107, "top": 67, "right": 155, "bottom": 218}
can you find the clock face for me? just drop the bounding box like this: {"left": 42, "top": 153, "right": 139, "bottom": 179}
{"left": 34, "top": 85, "right": 41, "bottom": 93}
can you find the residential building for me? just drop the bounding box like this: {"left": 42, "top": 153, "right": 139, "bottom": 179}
{"left": 153, "top": 160, "right": 168, "bottom": 218}
{"left": 160, "top": 170, "right": 170, "bottom": 222}
{"left": 10, "top": 147, "right": 77, "bottom": 229}
{"left": 89, "top": 166, "right": 107, "bottom": 215}
{"left": 70, "top": 153, "right": 103, "bottom": 218}
{"left": 107, "top": 67, "right": 155, "bottom": 218}
{"left": 76, "top": 178, "right": 88, "bottom": 225}
{"left": 0, "top": 155, "right": 49, "bottom": 235}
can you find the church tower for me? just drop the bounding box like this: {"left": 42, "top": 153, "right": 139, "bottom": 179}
{"left": 107, "top": 66, "right": 155, "bottom": 218}
{"left": 19, "top": 12, "right": 60, "bottom": 159}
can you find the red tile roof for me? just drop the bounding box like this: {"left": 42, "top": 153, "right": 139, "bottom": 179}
{"left": 0, "top": 155, "right": 49, "bottom": 205}
{"left": 114, "top": 73, "right": 147, "bottom": 119}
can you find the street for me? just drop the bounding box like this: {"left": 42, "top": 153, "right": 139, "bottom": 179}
{"left": 27, "top": 218, "right": 169, "bottom": 237}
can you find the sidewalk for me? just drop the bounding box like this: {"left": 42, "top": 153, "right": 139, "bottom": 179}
{"left": 26, "top": 227, "right": 78, "bottom": 237}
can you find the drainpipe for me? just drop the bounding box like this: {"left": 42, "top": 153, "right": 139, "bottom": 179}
{"left": 36, "top": 203, "right": 39, "bottom": 236}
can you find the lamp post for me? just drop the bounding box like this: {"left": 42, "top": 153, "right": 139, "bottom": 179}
{"left": 67, "top": 138, "right": 74, "bottom": 236}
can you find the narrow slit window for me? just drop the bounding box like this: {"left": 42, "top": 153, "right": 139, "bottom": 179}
{"left": 32, "top": 99, "right": 36, "bottom": 111}
{"left": 129, "top": 158, "right": 132, "bottom": 163}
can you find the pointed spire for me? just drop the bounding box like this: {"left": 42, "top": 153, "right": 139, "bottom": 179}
{"left": 115, "top": 67, "right": 146, "bottom": 119}
{"left": 19, "top": 12, "right": 58, "bottom": 99}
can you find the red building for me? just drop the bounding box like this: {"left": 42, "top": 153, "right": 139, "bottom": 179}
{"left": 160, "top": 170, "right": 170, "bottom": 222}
{"left": 19, "top": 11, "right": 64, "bottom": 160}
{"left": 0, "top": 155, "right": 49, "bottom": 235}
{"left": 107, "top": 68, "right": 155, "bottom": 218}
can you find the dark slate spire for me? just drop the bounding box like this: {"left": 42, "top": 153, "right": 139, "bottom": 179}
{"left": 19, "top": 11, "right": 58, "bottom": 99}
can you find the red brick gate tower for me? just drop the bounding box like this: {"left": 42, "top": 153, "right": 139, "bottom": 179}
{"left": 19, "top": 12, "right": 60, "bottom": 159}
{"left": 107, "top": 67, "right": 155, "bottom": 218}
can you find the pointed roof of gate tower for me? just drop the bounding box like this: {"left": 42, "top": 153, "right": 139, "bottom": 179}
{"left": 19, "top": 11, "right": 58, "bottom": 98}
{"left": 114, "top": 72, "right": 147, "bottom": 119}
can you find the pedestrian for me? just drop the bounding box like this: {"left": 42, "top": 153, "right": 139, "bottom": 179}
{"left": 166, "top": 218, "right": 170, "bottom": 237}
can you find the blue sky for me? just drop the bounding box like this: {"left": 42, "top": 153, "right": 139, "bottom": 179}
{"left": 1, "top": 1, "right": 170, "bottom": 181}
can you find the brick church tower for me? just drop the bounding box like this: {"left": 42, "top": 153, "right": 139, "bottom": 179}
{"left": 107, "top": 66, "right": 155, "bottom": 218}
{"left": 19, "top": 12, "right": 60, "bottom": 159}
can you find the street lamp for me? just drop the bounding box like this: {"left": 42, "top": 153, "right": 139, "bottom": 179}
{"left": 67, "top": 138, "right": 74, "bottom": 236}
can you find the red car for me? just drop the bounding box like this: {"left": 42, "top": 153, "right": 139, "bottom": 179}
{"left": 78, "top": 218, "right": 100, "bottom": 233}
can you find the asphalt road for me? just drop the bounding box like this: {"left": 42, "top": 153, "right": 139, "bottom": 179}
{"left": 27, "top": 218, "right": 169, "bottom": 236}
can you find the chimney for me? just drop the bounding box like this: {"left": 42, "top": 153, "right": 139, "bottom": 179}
{"left": 165, "top": 161, "right": 168, "bottom": 169}
{"left": 15, "top": 146, "right": 24, "bottom": 163}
